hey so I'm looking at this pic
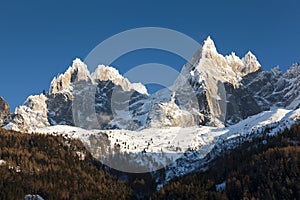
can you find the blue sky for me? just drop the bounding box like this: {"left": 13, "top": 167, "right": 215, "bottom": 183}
{"left": 0, "top": 0, "right": 299, "bottom": 110}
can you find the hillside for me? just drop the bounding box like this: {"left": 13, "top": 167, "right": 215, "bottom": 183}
{"left": 153, "top": 124, "right": 300, "bottom": 200}
{"left": 0, "top": 128, "right": 133, "bottom": 200}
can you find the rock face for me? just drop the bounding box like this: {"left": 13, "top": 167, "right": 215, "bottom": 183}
{"left": 176, "top": 36, "right": 262, "bottom": 126}
{"left": 146, "top": 92, "right": 200, "bottom": 128}
{"left": 0, "top": 97, "right": 11, "bottom": 126}
{"left": 242, "top": 63, "right": 300, "bottom": 111}
{"left": 50, "top": 58, "right": 93, "bottom": 94}
{"left": 91, "top": 65, "right": 148, "bottom": 95}
{"left": 12, "top": 94, "right": 50, "bottom": 131}
{"left": 6, "top": 37, "right": 300, "bottom": 131}
{"left": 8, "top": 59, "right": 149, "bottom": 131}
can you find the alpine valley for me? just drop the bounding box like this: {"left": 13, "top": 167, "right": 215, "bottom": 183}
{"left": 0, "top": 37, "right": 299, "bottom": 199}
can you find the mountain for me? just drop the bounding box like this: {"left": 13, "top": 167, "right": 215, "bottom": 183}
{"left": 2, "top": 36, "right": 300, "bottom": 194}
{"left": 6, "top": 37, "right": 299, "bottom": 132}
{"left": 174, "top": 37, "right": 262, "bottom": 127}
{"left": 243, "top": 63, "right": 300, "bottom": 110}
{"left": 6, "top": 59, "right": 149, "bottom": 131}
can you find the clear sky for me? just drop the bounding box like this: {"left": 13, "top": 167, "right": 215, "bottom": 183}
{"left": 0, "top": 0, "right": 299, "bottom": 110}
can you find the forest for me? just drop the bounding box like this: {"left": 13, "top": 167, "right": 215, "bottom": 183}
{"left": 0, "top": 129, "right": 133, "bottom": 199}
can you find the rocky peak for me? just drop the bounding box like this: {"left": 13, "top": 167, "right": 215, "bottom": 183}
{"left": 226, "top": 52, "right": 242, "bottom": 63}
{"left": 50, "top": 58, "right": 92, "bottom": 94}
{"left": 243, "top": 51, "right": 256, "bottom": 60}
{"left": 202, "top": 36, "right": 217, "bottom": 51}
{"left": 91, "top": 65, "right": 148, "bottom": 95}
{"left": 201, "top": 36, "right": 218, "bottom": 59}
{"left": 284, "top": 63, "right": 300, "bottom": 79}
{"left": 13, "top": 94, "right": 50, "bottom": 131}
{"left": 92, "top": 65, "right": 127, "bottom": 84}
{"left": 178, "top": 37, "right": 267, "bottom": 127}
{"left": 225, "top": 52, "right": 244, "bottom": 72}
{"left": 241, "top": 51, "right": 261, "bottom": 75}
{"left": 190, "top": 37, "right": 242, "bottom": 87}
{"left": 270, "top": 66, "right": 282, "bottom": 77}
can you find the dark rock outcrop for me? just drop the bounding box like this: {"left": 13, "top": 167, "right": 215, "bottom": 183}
{"left": 0, "top": 97, "right": 11, "bottom": 126}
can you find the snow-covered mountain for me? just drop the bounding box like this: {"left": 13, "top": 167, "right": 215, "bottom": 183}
{"left": 4, "top": 37, "right": 299, "bottom": 131}
{"left": 174, "top": 36, "right": 299, "bottom": 127}
{"left": 173, "top": 37, "right": 263, "bottom": 127}
{"left": 1, "top": 36, "right": 299, "bottom": 186}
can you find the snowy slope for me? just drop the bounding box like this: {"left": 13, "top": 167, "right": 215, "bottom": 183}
{"left": 34, "top": 107, "right": 299, "bottom": 179}
{"left": 154, "top": 107, "right": 299, "bottom": 189}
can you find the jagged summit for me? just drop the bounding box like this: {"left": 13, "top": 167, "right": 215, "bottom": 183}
{"left": 285, "top": 63, "right": 300, "bottom": 78}
{"left": 50, "top": 58, "right": 148, "bottom": 95}
{"left": 244, "top": 50, "right": 255, "bottom": 57}
{"left": 92, "top": 65, "right": 124, "bottom": 82}
{"left": 50, "top": 58, "right": 92, "bottom": 94}
{"left": 241, "top": 51, "right": 262, "bottom": 75}
{"left": 201, "top": 36, "right": 217, "bottom": 55}
{"left": 270, "top": 66, "right": 282, "bottom": 76}
{"left": 92, "top": 65, "right": 148, "bottom": 95}
{"left": 190, "top": 36, "right": 261, "bottom": 81}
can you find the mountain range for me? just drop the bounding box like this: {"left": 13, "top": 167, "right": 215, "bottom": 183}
{"left": 2, "top": 36, "right": 299, "bottom": 132}
{"left": 0, "top": 36, "right": 299, "bottom": 191}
